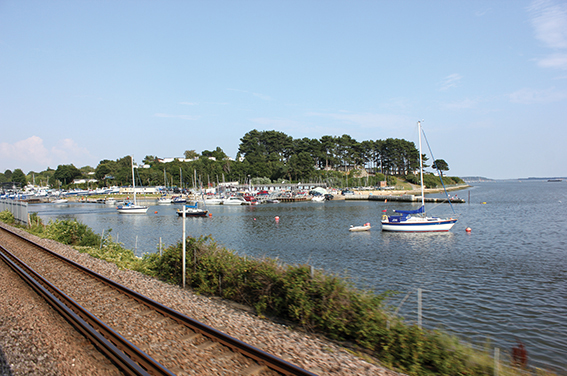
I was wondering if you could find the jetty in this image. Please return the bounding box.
[346,194,465,203]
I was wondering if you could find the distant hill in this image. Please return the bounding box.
[521,177,567,181]
[461,176,494,183]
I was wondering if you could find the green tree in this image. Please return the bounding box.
[432,159,449,176]
[11,169,27,186]
[289,152,315,181]
[143,155,159,165]
[184,150,199,160]
[53,164,83,185]
[4,170,13,181]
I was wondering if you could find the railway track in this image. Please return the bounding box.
[0,225,318,376]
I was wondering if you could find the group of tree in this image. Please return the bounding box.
[3,129,458,190]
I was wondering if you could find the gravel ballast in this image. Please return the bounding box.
[0,223,402,376]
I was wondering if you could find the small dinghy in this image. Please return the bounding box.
[349,222,371,232]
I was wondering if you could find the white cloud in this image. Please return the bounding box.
[0,136,92,172]
[440,74,463,91]
[52,139,91,162]
[529,0,567,69]
[475,8,492,17]
[536,53,567,69]
[509,87,567,103]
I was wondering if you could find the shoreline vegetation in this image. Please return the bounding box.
[0,210,553,376]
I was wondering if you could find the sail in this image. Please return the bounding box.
[393,206,425,215]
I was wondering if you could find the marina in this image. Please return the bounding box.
[20,180,567,373]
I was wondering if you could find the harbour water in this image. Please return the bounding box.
[32,181,567,372]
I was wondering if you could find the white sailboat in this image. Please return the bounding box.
[381,121,457,232]
[117,156,149,214]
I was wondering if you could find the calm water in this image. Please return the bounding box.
[33,181,567,372]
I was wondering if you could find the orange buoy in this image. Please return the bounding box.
[154,211,158,214]
[208,213,212,217]
[465,227,472,233]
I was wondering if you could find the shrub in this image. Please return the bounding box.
[140,236,493,375]
[43,219,100,247]
[0,210,15,224]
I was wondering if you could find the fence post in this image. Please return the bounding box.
[100,229,105,249]
[494,347,500,376]
[417,288,422,329]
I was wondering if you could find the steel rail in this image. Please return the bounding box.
[0,225,318,376]
[0,245,172,376]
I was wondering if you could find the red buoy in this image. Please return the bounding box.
[466,227,471,233]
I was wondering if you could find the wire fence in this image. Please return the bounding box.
[392,287,564,375]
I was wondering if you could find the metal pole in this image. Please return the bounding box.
[494,347,500,376]
[182,207,186,288]
[159,237,162,256]
[417,288,422,329]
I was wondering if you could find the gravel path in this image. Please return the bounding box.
[0,223,403,376]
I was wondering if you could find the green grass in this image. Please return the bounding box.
[1,211,556,376]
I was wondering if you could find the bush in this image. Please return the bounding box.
[0,210,15,224]
[2,216,501,376]
[140,236,493,375]
[42,219,101,247]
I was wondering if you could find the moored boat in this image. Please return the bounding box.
[158,196,173,204]
[223,196,247,205]
[176,203,209,217]
[381,121,457,232]
[117,156,148,214]
[349,222,371,232]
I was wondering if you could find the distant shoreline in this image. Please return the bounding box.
[349,184,470,198]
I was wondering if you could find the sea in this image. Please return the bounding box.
[31,180,567,373]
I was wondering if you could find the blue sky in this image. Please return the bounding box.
[1,0,566,180]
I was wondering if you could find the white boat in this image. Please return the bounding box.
[381,121,457,232]
[117,156,149,214]
[51,198,68,204]
[349,223,371,232]
[311,195,325,202]
[222,196,247,205]
[204,197,223,205]
[172,196,187,204]
[157,196,172,204]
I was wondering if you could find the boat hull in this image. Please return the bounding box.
[117,205,149,214]
[223,198,247,205]
[381,218,457,232]
[176,209,209,217]
[349,225,371,232]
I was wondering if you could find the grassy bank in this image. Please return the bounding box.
[0,211,550,376]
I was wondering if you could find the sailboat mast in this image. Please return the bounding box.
[131,155,137,205]
[418,121,425,212]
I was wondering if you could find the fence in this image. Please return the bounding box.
[393,287,563,375]
[0,199,28,225]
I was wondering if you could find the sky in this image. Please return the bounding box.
[1,0,566,180]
